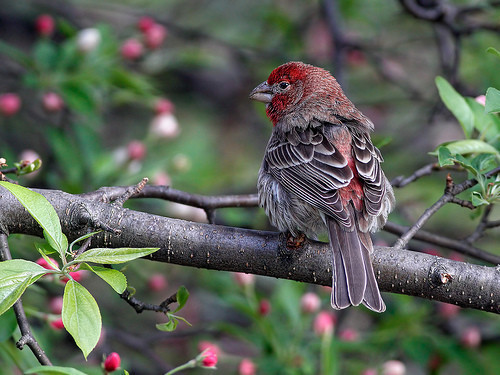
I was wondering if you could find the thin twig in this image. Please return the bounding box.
[113,177,149,206]
[383,221,500,264]
[0,233,53,366]
[391,163,439,187]
[120,290,178,314]
[465,205,493,244]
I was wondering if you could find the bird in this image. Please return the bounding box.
[249,61,395,312]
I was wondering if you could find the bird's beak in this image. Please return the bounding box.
[249,81,273,103]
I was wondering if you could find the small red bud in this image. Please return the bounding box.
[148,274,167,292]
[36,257,58,270]
[127,140,146,161]
[49,296,64,315]
[35,14,55,36]
[258,299,271,316]
[154,98,175,115]
[201,350,217,368]
[238,358,257,375]
[121,38,143,60]
[0,93,21,116]
[144,24,167,49]
[137,16,155,33]
[198,341,221,357]
[338,328,359,342]
[461,326,481,348]
[300,292,321,313]
[104,352,121,372]
[313,311,336,336]
[50,317,65,330]
[42,92,64,112]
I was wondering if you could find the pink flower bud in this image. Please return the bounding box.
[338,328,359,342]
[197,341,221,357]
[104,352,121,372]
[233,272,255,287]
[121,38,143,60]
[36,257,59,270]
[313,311,335,336]
[382,360,406,375]
[461,326,481,348]
[127,140,146,161]
[437,302,460,319]
[42,92,64,112]
[19,149,41,164]
[362,369,377,375]
[35,14,55,36]
[50,317,65,330]
[238,358,256,375]
[155,98,175,114]
[144,23,167,49]
[137,16,155,33]
[49,296,64,315]
[0,93,21,116]
[152,171,171,186]
[475,95,486,106]
[201,350,217,368]
[149,113,180,139]
[300,292,321,313]
[148,274,167,292]
[258,299,271,316]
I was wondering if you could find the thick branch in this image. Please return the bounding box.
[1,187,499,313]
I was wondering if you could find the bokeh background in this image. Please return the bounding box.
[1,0,499,374]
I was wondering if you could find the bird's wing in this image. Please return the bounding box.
[265,124,354,228]
[350,131,388,219]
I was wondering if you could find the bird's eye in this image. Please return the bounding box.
[278,81,290,90]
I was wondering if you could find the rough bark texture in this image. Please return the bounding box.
[0,186,499,313]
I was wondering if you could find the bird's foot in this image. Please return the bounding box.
[286,232,306,249]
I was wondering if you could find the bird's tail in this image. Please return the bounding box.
[326,211,385,313]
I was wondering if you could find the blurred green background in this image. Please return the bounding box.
[1,0,500,374]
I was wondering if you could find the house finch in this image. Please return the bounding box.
[250,62,394,312]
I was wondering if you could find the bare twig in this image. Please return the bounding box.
[383,221,500,264]
[112,177,149,206]
[391,163,440,188]
[120,289,177,314]
[0,233,53,366]
[394,167,500,250]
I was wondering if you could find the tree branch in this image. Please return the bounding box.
[1,186,499,314]
[0,233,53,366]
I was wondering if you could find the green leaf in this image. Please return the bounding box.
[25,365,89,375]
[0,182,67,259]
[68,231,101,254]
[485,87,500,114]
[432,140,499,157]
[174,286,189,313]
[80,263,127,293]
[471,192,489,206]
[437,146,454,167]
[62,280,101,359]
[0,260,47,315]
[156,318,178,332]
[74,247,159,265]
[465,97,500,142]
[486,47,500,58]
[435,76,474,138]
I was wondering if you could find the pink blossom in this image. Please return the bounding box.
[201,350,217,368]
[137,17,155,33]
[300,292,321,313]
[233,272,255,287]
[238,358,257,375]
[155,98,175,114]
[148,274,167,292]
[0,93,21,116]
[475,95,486,106]
[313,311,336,336]
[121,38,143,60]
[144,23,167,49]
[49,296,64,315]
[42,92,64,112]
[382,360,406,375]
[338,328,359,342]
[36,257,59,270]
[258,299,271,316]
[198,341,221,357]
[127,140,146,160]
[50,317,64,330]
[461,326,481,348]
[35,14,54,36]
